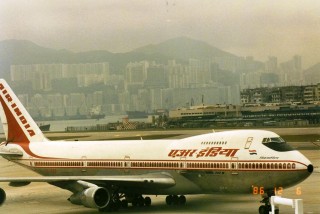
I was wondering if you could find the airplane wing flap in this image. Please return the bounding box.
[0,172,176,189]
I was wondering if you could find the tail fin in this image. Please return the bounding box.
[0,79,48,142]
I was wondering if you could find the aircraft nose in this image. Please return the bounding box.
[307,164,313,173]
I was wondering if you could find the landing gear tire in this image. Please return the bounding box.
[258,190,279,214]
[258,205,268,214]
[172,195,179,205]
[178,195,186,205]
[166,195,173,205]
[166,195,186,206]
[131,195,151,207]
[145,196,152,206]
[137,196,145,207]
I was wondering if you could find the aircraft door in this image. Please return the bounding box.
[177,157,187,173]
[124,155,131,173]
[231,157,238,175]
[81,156,87,173]
[244,137,253,149]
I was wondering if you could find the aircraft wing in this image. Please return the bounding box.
[0,172,176,189]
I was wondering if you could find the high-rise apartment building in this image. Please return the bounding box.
[144,65,167,88]
[279,55,303,86]
[10,62,110,90]
[166,61,189,88]
[265,56,278,73]
[125,61,149,91]
[188,59,211,87]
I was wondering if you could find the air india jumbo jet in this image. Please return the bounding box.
[0,79,313,213]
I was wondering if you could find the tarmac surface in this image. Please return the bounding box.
[0,127,319,214]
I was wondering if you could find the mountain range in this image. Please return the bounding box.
[133,37,235,59]
[0,37,238,79]
[0,37,318,81]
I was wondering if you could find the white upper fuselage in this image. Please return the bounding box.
[1,130,313,195]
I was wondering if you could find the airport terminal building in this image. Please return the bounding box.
[168,103,320,128]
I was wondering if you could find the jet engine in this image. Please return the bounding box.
[68,186,110,209]
[0,188,6,206]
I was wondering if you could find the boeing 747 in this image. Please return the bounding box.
[0,79,313,213]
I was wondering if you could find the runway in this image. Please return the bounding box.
[0,128,319,214]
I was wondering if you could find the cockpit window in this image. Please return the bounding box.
[262,137,294,152]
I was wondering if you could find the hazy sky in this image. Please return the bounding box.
[0,0,319,68]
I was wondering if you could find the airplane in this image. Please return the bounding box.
[0,79,313,213]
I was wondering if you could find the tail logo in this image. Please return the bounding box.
[0,83,35,137]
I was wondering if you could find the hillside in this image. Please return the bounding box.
[0,37,243,79]
[133,36,235,60]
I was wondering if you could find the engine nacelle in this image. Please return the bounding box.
[68,186,110,209]
[0,188,6,206]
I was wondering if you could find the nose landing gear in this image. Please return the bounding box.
[258,191,279,214]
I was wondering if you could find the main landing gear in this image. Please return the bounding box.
[165,195,187,205]
[99,194,152,212]
[99,193,187,212]
[131,195,152,207]
[258,191,279,214]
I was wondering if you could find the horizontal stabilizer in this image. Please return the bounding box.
[0,147,23,157]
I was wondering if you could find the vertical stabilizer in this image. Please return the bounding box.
[0,79,48,142]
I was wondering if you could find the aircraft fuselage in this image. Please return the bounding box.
[2,130,313,195]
